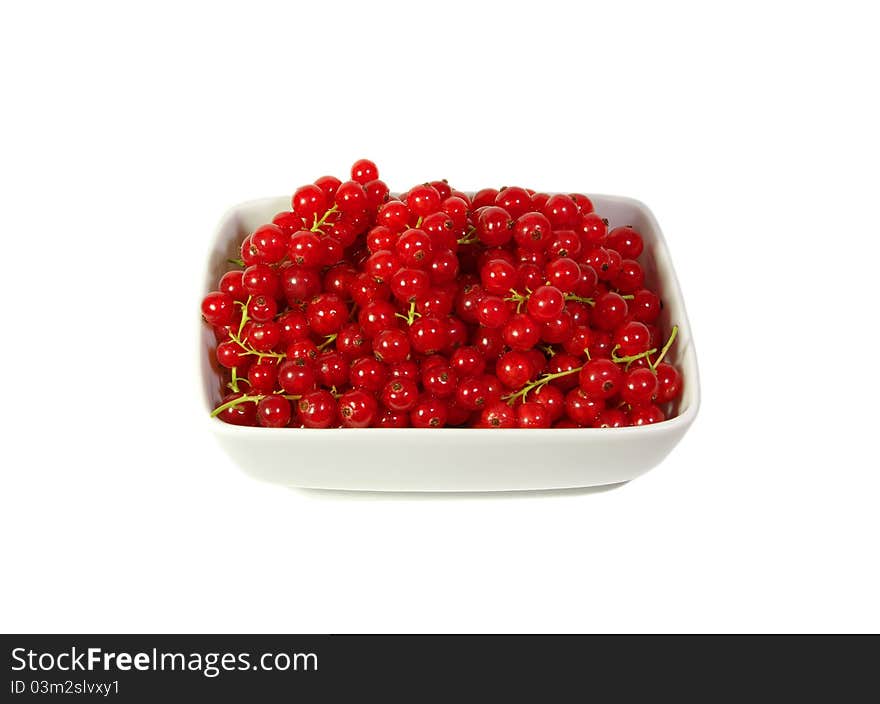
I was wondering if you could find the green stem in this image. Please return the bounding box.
[651,325,679,370]
[564,293,595,306]
[227,257,245,268]
[457,226,478,245]
[317,334,337,351]
[394,300,421,326]
[611,345,658,369]
[503,366,584,406]
[211,392,301,418]
[311,204,339,233]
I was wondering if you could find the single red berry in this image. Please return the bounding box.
[513,212,553,251]
[334,180,368,213]
[396,228,433,267]
[351,158,379,184]
[476,206,514,247]
[243,264,279,297]
[276,309,310,345]
[654,363,682,403]
[614,259,645,294]
[272,210,306,234]
[373,328,410,363]
[338,389,378,428]
[542,194,579,228]
[380,378,419,412]
[476,295,512,328]
[565,388,604,426]
[450,346,485,377]
[592,292,629,331]
[365,250,401,283]
[621,367,659,406]
[247,360,278,393]
[314,175,342,202]
[630,404,665,425]
[306,293,347,336]
[570,193,594,214]
[529,383,566,422]
[377,200,410,231]
[316,350,349,387]
[593,408,630,428]
[408,317,449,355]
[251,224,288,264]
[480,401,516,428]
[540,310,574,344]
[545,258,581,293]
[502,313,541,351]
[473,326,504,361]
[516,401,551,428]
[245,322,281,352]
[410,397,449,428]
[547,230,583,261]
[606,226,644,259]
[407,183,442,216]
[277,360,316,395]
[291,184,327,222]
[421,363,458,398]
[390,267,430,302]
[247,295,277,323]
[579,358,624,400]
[298,390,337,428]
[219,271,247,301]
[494,186,532,219]
[456,375,490,411]
[614,321,652,357]
[576,212,607,248]
[358,300,398,338]
[496,350,535,389]
[216,340,248,369]
[349,356,389,393]
[201,291,234,326]
[257,395,291,428]
[336,324,369,359]
[481,258,516,295]
[631,289,662,324]
[526,285,565,322]
[280,265,321,304]
[471,188,499,209]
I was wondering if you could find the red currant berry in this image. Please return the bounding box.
[614,321,652,357]
[247,295,277,323]
[243,264,279,297]
[579,358,623,400]
[396,228,433,267]
[251,224,288,264]
[476,206,514,247]
[365,250,401,284]
[280,265,321,304]
[276,309,310,345]
[390,267,430,303]
[247,360,278,393]
[334,180,367,213]
[530,383,565,421]
[297,389,337,428]
[456,375,490,411]
[545,258,580,293]
[606,226,644,259]
[471,188,499,209]
[316,350,349,387]
[277,360,316,395]
[481,258,516,295]
[216,340,248,369]
[565,388,604,426]
[592,292,629,331]
[411,397,449,428]
[576,212,607,248]
[407,183,442,216]
[614,259,645,294]
[306,293,347,336]
[541,310,574,344]
[201,291,234,326]
[373,328,410,363]
[480,401,516,428]
[358,300,398,338]
[502,313,541,351]
[257,395,291,428]
[350,272,391,307]
[526,285,565,322]
[272,211,306,234]
[219,271,247,302]
[630,404,665,425]
[476,295,511,328]
[513,212,553,251]
[421,363,457,398]
[291,184,327,222]
[496,350,535,389]
[654,363,682,403]
[349,356,389,393]
[450,346,485,377]
[516,401,551,428]
[314,175,341,202]
[542,194,578,228]
[338,389,378,428]
[380,378,419,412]
[494,186,532,219]
[350,158,378,184]
[245,322,281,352]
[593,408,630,428]
[377,200,410,231]
[631,289,661,324]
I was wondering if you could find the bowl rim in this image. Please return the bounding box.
[198,192,701,437]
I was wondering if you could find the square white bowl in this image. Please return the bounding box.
[199,194,700,492]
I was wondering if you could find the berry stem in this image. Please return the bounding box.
[650,325,679,370]
[311,205,339,233]
[227,367,241,393]
[227,257,245,268]
[210,393,301,418]
[564,293,595,306]
[611,345,658,369]
[457,226,478,246]
[317,334,337,351]
[227,296,286,361]
[394,300,421,326]
[503,365,584,406]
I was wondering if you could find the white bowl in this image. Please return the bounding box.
[199,194,700,491]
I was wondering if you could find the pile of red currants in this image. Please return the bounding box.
[201,160,683,428]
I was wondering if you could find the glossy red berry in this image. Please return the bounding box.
[298,390,337,428]
[480,401,516,428]
[351,158,379,184]
[338,389,378,428]
[526,285,565,322]
[306,293,347,336]
[579,358,624,400]
[516,402,551,428]
[201,291,234,326]
[257,396,291,428]
[513,212,553,251]
[621,367,659,406]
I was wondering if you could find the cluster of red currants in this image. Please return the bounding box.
[201,159,683,428]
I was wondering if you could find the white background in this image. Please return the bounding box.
[1,1,878,633]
